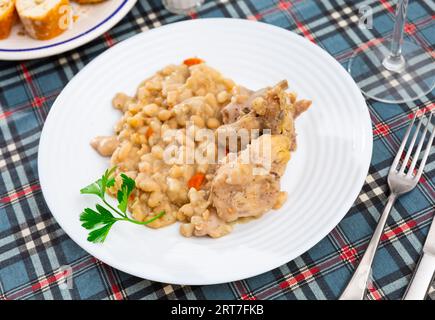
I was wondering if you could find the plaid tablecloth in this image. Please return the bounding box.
[0,0,434,300]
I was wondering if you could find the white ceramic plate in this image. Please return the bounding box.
[38,18,372,285]
[0,0,136,60]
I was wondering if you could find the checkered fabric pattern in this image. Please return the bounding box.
[0,0,434,300]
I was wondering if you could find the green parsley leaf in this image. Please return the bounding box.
[95,204,116,221]
[117,174,135,213]
[81,167,116,199]
[87,222,116,243]
[106,177,115,188]
[80,205,117,230]
[121,173,135,194]
[80,208,103,229]
[80,182,102,198]
[101,167,116,196]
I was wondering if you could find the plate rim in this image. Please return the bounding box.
[38,18,373,285]
[0,0,137,61]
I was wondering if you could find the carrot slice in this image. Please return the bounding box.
[188,173,205,190]
[183,58,204,67]
[146,127,153,138]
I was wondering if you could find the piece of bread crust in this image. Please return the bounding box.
[16,0,72,40]
[0,0,16,39]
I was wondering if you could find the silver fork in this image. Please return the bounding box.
[340,111,434,300]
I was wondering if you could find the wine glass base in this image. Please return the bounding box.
[348,40,434,104]
[163,0,203,15]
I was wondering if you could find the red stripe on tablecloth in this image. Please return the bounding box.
[0,111,13,120]
[339,245,358,263]
[111,283,123,300]
[331,228,350,248]
[31,269,71,291]
[293,18,316,43]
[368,286,383,300]
[334,38,385,62]
[1,185,41,204]
[381,220,417,241]
[379,0,395,14]
[277,0,291,11]
[31,96,46,108]
[104,32,114,47]
[356,38,384,53]
[373,123,391,137]
[20,63,47,121]
[233,280,256,300]
[247,13,261,20]
[419,166,435,189]
[408,103,434,119]
[404,23,417,34]
[279,267,320,289]
[102,265,124,300]
[241,294,257,300]
[110,285,123,300]
[21,63,33,84]
[278,1,316,43]
[247,7,275,21]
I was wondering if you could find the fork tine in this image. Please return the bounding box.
[399,114,424,174]
[415,116,434,180]
[408,112,433,176]
[391,114,416,172]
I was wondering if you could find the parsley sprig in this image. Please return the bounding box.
[80,167,165,243]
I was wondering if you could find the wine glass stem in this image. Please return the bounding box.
[383,0,409,72]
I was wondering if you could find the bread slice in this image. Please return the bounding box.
[16,0,72,40]
[73,0,105,3]
[0,0,16,39]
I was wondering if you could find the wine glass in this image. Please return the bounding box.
[163,0,204,15]
[348,0,434,104]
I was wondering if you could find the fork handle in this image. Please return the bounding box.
[403,253,435,300]
[339,194,397,300]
